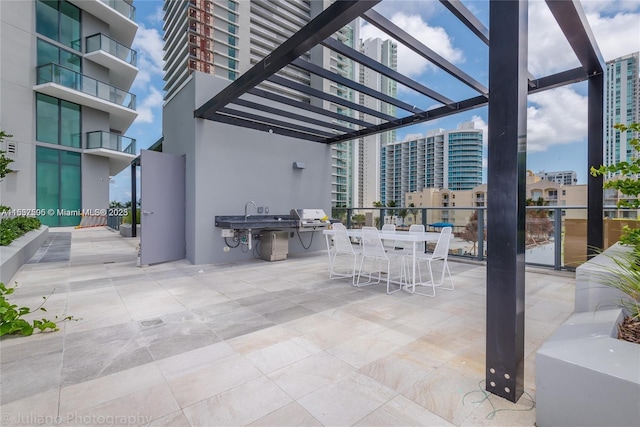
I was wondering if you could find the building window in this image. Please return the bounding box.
[36,94,81,148]
[37,39,81,72]
[36,146,81,227]
[36,0,81,51]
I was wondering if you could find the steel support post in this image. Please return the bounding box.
[486,0,528,403]
[587,72,604,256]
[131,162,137,238]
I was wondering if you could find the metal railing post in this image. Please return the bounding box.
[554,207,562,269]
[346,208,352,229]
[477,208,485,261]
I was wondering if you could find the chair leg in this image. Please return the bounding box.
[387,258,402,294]
[413,258,436,297]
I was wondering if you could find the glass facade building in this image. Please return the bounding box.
[0,0,138,226]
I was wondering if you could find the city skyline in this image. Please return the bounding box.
[110,0,640,203]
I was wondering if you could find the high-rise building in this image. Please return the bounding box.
[382,122,483,206]
[604,52,639,168]
[356,38,397,208]
[162,1,400,209]
[0,0,138,226]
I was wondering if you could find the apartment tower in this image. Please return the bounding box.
[605,52,639,168]
[381,122,483,206]
[0,0,139,226]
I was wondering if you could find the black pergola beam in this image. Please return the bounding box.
[323,66,587,145]
[363,9,488,95]
[439,0,489,45]
[248,87,374,129]
[219,107,337,138]
[322,37,455,106]
[194,0,380,118]
[268,74,397,122]
[324,95,488,144]
[207,113,326,143]
[587,72,605,254]
[528,66,588,94]
[545,0,605,74]
[485,0,528,404]
[232,98,354,134]
[291,58,421,114]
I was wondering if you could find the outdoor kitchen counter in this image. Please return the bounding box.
[214,215,298,230]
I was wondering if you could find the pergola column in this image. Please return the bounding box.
[587,72,604,255]
[486,0,528,403]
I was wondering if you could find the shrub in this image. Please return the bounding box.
[0,216,42,246]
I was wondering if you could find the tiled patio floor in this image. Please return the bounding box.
[0,228,576,426]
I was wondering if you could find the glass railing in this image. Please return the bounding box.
[37,63,136,110]
[86,131,136,154]
[86,33,137,66]
[333,206,633,271]
[100,0,136,20]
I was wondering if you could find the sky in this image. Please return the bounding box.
[110,0,640,203]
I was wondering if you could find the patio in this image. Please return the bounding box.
[0,227,575,426]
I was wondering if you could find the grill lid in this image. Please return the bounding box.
[290,209,330,228]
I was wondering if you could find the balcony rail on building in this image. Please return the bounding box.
[86,131,136,154]
[100,0,136,20]
[86,33,137,67]
[37,63,136,110]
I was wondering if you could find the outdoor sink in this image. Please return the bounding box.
[215,215,297,230]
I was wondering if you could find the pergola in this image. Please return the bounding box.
[193,0,605,402]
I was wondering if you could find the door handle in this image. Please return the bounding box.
[143,210,154,215]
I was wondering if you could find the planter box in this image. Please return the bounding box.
[0,226,49,284]
[119,223,140,238]
[536,309,640,427]
[537,243,640,426]
[575,243,631,313]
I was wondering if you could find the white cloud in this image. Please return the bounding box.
[528,1,640,76]
[360,12,464,78]
[469,115,488,147]
[132,24,164,89]
[134,86,163,124]
[526,87,588,152]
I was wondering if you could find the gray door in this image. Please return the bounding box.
[140,150,185,265]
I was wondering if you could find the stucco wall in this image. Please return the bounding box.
[163,73,332,264]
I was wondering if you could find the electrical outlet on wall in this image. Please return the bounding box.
[257,206,264,213]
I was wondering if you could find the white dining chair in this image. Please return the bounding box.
[381,223,397,251]
[356,227,403,294]
[328,223,360,285]
[397,224,425,254]
[409,226,454,297]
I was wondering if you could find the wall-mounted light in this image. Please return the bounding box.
[292,161,306,170]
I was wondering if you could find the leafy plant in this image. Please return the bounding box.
[0,282,76,336]
[0,129,15,181]
[595,251,640,322]
[0,217,41,246]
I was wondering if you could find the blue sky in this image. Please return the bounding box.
[110,0,640,202]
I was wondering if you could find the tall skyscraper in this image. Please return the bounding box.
[0,0,139,226]
[381,122,483,206]
[605,52,639,168]
[357,38,397,208]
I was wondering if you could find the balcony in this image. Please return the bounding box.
[85,33,138,89]
[35,63,137,133]
[85,131,136,175]
[67,0,137,45]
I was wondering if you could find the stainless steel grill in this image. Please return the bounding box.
[290,209,330,231]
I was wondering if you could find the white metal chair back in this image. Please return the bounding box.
[332,223,354,254]
[409,224,425,233]
[381,224,396,251]
[361,227,387,259]
[432,227,452,259]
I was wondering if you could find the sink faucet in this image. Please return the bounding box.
[244,201,257,221]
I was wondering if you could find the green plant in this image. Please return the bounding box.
[591,122,640,248]
[595,251,640,322]
[0,129,15,180]
[0,217,41,246]
[122,208,141,225]
[0,282,76,336]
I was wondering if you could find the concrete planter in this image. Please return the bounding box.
[0,226,49,284]
[536,244,640,427]
[119,223,140,238]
